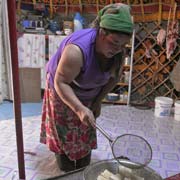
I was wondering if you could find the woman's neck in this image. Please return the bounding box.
[95,52,114,72]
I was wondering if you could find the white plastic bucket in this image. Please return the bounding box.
[174,100,180,121]
[154,96,173,117]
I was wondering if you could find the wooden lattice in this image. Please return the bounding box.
[17,1,180,103]
[130,21,180,104]
[19,1,180,18]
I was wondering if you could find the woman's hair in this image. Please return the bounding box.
[89,16,100,28]
[102,28,132,36]
[90,22,131,37]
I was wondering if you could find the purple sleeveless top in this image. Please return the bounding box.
[46,28,111,101]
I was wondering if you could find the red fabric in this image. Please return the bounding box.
[40,77,97,161]
[165,174,180,180]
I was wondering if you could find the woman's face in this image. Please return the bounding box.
[100,31,131,58]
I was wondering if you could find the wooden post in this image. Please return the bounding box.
[140,0,145,22]
[158,0,162,25]
[7,1,26,179]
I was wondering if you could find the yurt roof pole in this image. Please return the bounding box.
[7,1,26,179]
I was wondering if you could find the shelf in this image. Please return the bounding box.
[116,82,128,86]
[102,99,127,105]
[123,65,130,68]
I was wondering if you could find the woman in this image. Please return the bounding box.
[40,3,133,172]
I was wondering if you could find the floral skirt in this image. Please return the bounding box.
[40,78,97,161]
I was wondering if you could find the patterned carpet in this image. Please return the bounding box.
[0,105,180,180]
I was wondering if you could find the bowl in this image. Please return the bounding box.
[106,93,119,101]
[83,159,163,180]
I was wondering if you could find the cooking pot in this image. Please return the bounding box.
[83,159,163,180]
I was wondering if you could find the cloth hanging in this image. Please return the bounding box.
[0,1,3,103]
[48,35,67,60]
[0,0,13,103]
[17,34,46,88]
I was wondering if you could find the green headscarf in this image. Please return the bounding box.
[99,3,133,34]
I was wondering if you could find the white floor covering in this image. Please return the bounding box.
[0,105,180,180]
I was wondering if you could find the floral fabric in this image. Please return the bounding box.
[165,173,180,180]
[0,0,12,103]
[40,76,97,160]
[17,34,46,88]
[48,35,66,60]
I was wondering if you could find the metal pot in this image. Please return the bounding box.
[83,159,163,180]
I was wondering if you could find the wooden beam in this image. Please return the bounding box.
[7,0,26,179]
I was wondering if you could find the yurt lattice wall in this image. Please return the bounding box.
[18,1,180,104]
[130,21,180,104]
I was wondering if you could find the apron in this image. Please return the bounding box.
[40,75,97,160]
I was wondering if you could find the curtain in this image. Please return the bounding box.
[0,0,13,103]
[17,34,66,90]
[17,34,46,89]
[0,0,3,103]
[48,35,66,60]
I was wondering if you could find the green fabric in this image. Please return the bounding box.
[98,3,133,34]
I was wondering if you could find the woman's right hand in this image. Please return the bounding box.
[76,106,96,127]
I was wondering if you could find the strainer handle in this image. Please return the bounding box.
[95,122,113,143]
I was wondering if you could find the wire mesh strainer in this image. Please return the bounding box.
[95,123,152,169]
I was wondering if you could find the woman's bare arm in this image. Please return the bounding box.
[54,44,95,126]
